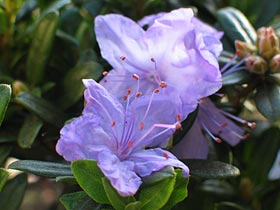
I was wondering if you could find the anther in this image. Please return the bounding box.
[151,58,155,62]
[128,141,133,147]
[215,138,222,143]
[199,98,206,104]
[135,92,142,97]
[104,79,108,83]
[139,122,144,131]
[132,74,139,80]
[154,88,160,93]
[120,56,126,61]
[176,114,182,121]
[243,121,257,129]
[127,89,132,95]
[102,71,108,76]
[111,121,116,127]
[159,81,167,88]
[163,152,169,159]
[175,123,182,130]
[243,133,250,139]
[222,122,228,127]
[123,95,128,101]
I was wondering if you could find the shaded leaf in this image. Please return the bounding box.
[183,159,240,178]
[60,191,102,210]
[222,71,251,86]
[15,92,66,127]
[0,145,13,165]
[17,114,43,148]
[0,84,11,126]
[142,166,175,185]
[71,160,110,204]
[199,180,236,197]
[102,178,135,210]
[0,173,27,210]
[124,201,143,210]
[56,176,77,184]
[254,82,280,120]
[215,201,248,210]
[8,160,72,178]
[0,168,9,191]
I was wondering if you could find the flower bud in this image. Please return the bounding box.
[270,54,280,73]
[256,27,280,60]
[245,55,268,75]
[12,80,29,96]
[235,40,256,58]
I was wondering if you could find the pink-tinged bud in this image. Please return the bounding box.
[12,80,29,96]
[270,54,280,73]
[245,55,268,75]
[235,40,256,58]
[256,27,280,60]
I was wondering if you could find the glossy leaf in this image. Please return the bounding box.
[60,61,103,109]
[71,160,110,204]
[0,84,11,126]
[15,92,65,127]
[102,178,135,210]
[142,166,175,185]
[17,114,43,148]
[8,160,72,178]
[60,191,102,210]
[0,145,13,165]
[0,168,9,192]
[56,176,77,184]
[254,82,280,120]
[222,71,251,86]
[255,0,280,28]
[199,180,236,197]
[183,159,240,178]
[26,12,59,85]
[138,173,176,210]
[0,173,27,210]
[161,170,189,210]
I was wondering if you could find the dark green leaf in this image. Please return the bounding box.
[199,180,236,197]
[17,114,43,148]
[0,145,13,165]
[0,84,11,126]
[60,191,102,210]
[15,92,66,127]
[183,159,240,178]
[124,201,143,210]
[26,12,59,85]
[71,160,110,204]
[161,170,189,210]
[0,132,17,143]
[0,168,9,191]
[138,173,176,210]
[222,71,251,86]
[56,176,77,184]
[254,82,280,120]
[215,201,248,210]
[255,0,280,28]
[60,61,103,109]
[102,178,135,210]
[0,173,27,210]
[8,160,72,178]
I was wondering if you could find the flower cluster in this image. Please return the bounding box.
[56,8,226,196]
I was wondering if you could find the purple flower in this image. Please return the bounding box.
[95,8,222,118]
[56,79,189,196]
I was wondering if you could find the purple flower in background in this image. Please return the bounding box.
[95,8,223,118]
[172,98,256,159]
[56,79,189,196]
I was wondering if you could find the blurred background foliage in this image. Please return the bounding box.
[0,0,280,209]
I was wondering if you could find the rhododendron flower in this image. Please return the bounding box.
[172,98,255,159]
[56,79,189,196]
[95,8,222,118]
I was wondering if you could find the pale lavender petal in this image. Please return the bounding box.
[171,118,209,159]
[97,150,142,196]
[138,12,165,27]
[130,148,189,177]
[56,115,113,161]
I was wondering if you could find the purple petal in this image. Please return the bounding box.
[56,115,113,161]
[97,150,142,196]
[129,148,189,177]
[171,118,209,159]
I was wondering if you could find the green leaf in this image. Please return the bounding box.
[138,173,176,210]
[17,114,43,148]
[8,160,72,178]
[125,201,143,210]
[0,84,12,126]
[0,145,13,165]
[60,61,103,109]
[26,12,59,85]
[215,201,248,210]
[0,131,17,143]
[71,160,110,204]
[183,159,240,178]
[199,180,236,198]
[161,170,189,210]
[102,178,135,210]
[60,191,102,210]
[56,176,77,184]
[254,82,280,120]
[0,173,27,210]
[15,92,66,127]
[255,0,280,28]
[222,71,251,86]
[0,168,9,192]
[217,7,255,45]
[142,166,175,185]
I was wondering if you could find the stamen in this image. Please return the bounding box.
[132,73,141,93]
[102,71,108,76]
[111,121,116,127]
[128,141,133,147]
[243,133,250,139]
[154,89,160,93]
[200,121,222,143]
[215,93,225,97]
[120,56,126,61]
[199,98,207,104]
[221,110,256,129]
[127,89,132,95]
[159,81,167,88]
[132,74,139,80]
[135,92,142,97]
[151,58,155,62]
[139,122,144,131]
[163,152,169,159]
[175,123,182,130]
[243,121,257,129]
[176,114,182,122]
[123,95,128,101]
